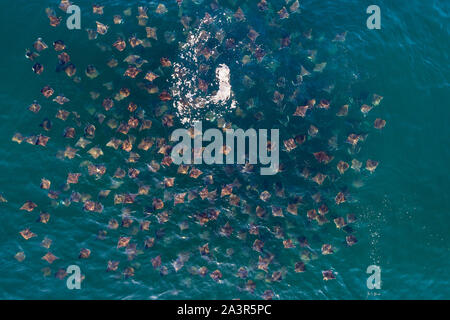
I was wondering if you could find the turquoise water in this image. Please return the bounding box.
[0,0,448,300]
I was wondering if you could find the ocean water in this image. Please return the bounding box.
[0,0,448,300]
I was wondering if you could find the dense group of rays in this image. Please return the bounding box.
[8,0,386,299]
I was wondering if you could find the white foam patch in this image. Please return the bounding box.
[171,15,236,125]
[211,64,232,103]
